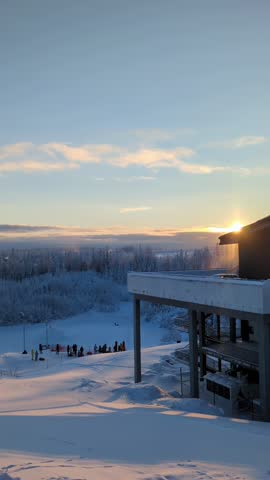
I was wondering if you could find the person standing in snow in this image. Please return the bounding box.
[39,343,43,354]
[94,344,98,354]
[67,344,70,356]
[56,343,60,355]
[31,348,35,361]
[35,350,39,361]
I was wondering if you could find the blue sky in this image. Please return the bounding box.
[0,0,270,243]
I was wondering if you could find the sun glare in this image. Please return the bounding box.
[207,222,243,234]
[229,222,243,233]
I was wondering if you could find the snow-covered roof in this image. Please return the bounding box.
[128,271,270,315]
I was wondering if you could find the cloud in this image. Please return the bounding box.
[119,206,152,214]
[0,142,32,159]
[113,175,156,182]
[0,161,78,173]
[205,136,267,149]
[0,223,233,249]
[1,141,270,177]
[111,147,195,169]
[131,128,195,143]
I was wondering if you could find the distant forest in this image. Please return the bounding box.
[0,245,235,325]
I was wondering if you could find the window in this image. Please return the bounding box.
[206,379,230,399]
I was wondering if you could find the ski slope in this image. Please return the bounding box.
[0,307,270,479]
[0,302,171,355]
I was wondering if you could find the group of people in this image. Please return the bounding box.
[31,339,127,362]
[66,344,84,357]
[93,340,126,354]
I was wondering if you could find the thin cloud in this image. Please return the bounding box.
[113,176,156,182]
[205,136,267,149]
[131,128,195,143]
[119,206,152,214]
[0,161,78,173]
[1,141,270,176]
[0,142,32,159]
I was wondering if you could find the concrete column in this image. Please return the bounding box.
[259,319,270,421]
[216,314,221,339]
[241,320,249,342]
[199,312,207,379]
[229,317,236,342]
[189,309,199,398]
[133,297,141,383]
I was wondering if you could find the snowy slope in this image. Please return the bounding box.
[0,302,170,355]
[0,345,270,479]
[0,307,270,479]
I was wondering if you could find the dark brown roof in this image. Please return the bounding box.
[219,215,270,245]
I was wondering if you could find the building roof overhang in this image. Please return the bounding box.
[219,214,270,245]
[128,271,270,318]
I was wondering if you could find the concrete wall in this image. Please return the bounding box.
[128,273,270,315]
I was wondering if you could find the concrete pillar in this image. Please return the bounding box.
[133,297,141,383]
[229,317,236,342]
[216,314,221,339]
[259,319,270,421]
[241,320,249,342]
[189,309,199,398]
[199,312,207,379]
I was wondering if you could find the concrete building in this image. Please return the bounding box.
[128,216,270,421]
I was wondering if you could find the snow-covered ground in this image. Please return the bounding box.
[0,307,270,479]
[0,302,171,355]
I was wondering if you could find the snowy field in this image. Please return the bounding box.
[0,306,270,479]
[0,302,171,355]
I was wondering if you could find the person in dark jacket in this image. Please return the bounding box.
[56,343,60,355]
[113,341,118,352]
[79,346,84,356]
[35,350,39,361]
[39,343,43,354]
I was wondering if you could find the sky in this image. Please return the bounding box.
[0,0,270,246]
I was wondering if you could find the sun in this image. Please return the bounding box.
[229,222,243,233]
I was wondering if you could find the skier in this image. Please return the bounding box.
[39,343,43,354]
[113,341,118,352]
[122,341,126,352]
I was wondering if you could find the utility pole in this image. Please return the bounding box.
[20,312,27,354]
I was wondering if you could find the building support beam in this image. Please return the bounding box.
[216,314,221,339]
[133,297,141,383]
[229,317,236,343]
[189,309,199,398]
[259,319,270,421]
[241,320,249,342]
[199,312,207,379]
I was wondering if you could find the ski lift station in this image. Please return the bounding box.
[128,215,270,421]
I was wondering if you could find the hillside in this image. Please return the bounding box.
[0,308,270,479]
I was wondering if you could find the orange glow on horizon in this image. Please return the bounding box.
[207,222,243,234]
